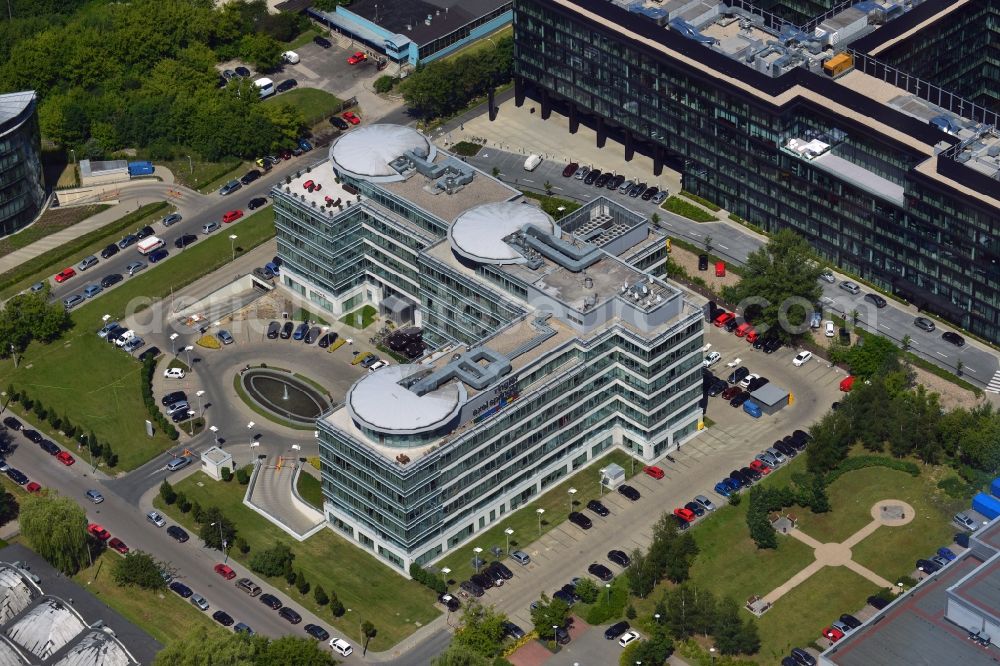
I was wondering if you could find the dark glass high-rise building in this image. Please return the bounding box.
[0,91,45,237]
[511,0,1000,344]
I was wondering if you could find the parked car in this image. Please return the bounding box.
[101,243,120,259]
[304,326,322,344]
[54,267,77,283]
[459,580,484,597]
[219,180,242,196]
[276,79,298,93]
[605,621,630,640]
[279,607,302,624]
[714,481,732,497]
[146,511,166,527]
[916,558,940,573]
[330,116,349,130]
[101,273,124,288]
[608,550,630,567]
[587,499,610,517]
[487,560,513,580]
[213,610,235,627]
[673,507,696,523]
[643,465,665,479]
[864,293,887,308]
[822,626,845,642]
[162,213,182,227]
[347,50,366,64]
[148,248,168,263]
[727,367,750,384]
[305,624,329,640]
[63,294,85,309]
[56,451,75,466]
[703,351,721,367]
[164,367,185,379]
[937,546,957,561]
[684,501,706,517]
[619,630,641,648]
[248,197,268,210]
[174,234,198,249]
[87,523,111,541]
[259,593,282,610]
[329,638,353,656]
[109,537,129,554]
[170,581,193,598]
[502,621,525,640]
[839,614,862,630]
[588,563,614,581]
[510,550,531,566]
[839,281,860,295]
[713,312,735,327]
[217,330,234,345]
[562,162,579,177]
[694,495,716,511]
[126,261,146,276]
[867,595,890,610]
[281,321,294,339]
[942,331,965,347]
[793,350,813,366]
[240,169,261,185]
[913,316,936,332]
[617,484,640,501]
[222,209,243,223]
[342,111,361,125]
[118,234,138,249]
[568,512,592,529]
[190,594,210,611]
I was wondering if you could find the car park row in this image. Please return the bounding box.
[560,161,669,204]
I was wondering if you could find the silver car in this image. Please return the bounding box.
[190,594,209,611]
[510,550,530,566]
[694,495,716,511]
[126,261,146,276]
[77,255,98,271]
[63,294,85,309]
[766,447,787,465]
[756,451,780,468]
[219,179,242,196]
[839,281,861,295]
[162,213,182,227]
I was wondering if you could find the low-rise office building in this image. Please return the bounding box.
[0,91,45,238]
[273,124,704,571]
[511,0,1000,345]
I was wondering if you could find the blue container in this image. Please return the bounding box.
[973,492,1000,520]
[990,477,1000,499]
[743,400,762,418]
[128,161,154,176]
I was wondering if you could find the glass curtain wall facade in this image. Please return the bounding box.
[512,0,1000,343]
[0,92,45,237]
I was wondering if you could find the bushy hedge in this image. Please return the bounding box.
[824,456,919,485]
[408,563,447,594]
[140,358,179,440]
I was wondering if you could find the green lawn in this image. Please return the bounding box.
[434,449,643,579]
[0,202,169,299]
[266,88,344,127]
[0,209,277,471]
[154,472,440,650]
[291,306,331,326]
[442,25,512,61]
[73,552,224,646]
[754,566,875,661]
[339,305,377,329]
[0,204,111,258]
[662,196,717,222]
[296,472,323,510]
[152,155,244,192]
[285,27,321,50]
[522,192,581,221]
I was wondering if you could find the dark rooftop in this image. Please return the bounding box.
[0,543,162,665]
[347,0,510,46]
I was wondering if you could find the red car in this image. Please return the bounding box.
[54,267,76,283]
[303,180,315,190]
[562,162,579,177]
[214,563,237,580]
[721,386,742,400]
[25,482,41,494]
[56,451,75,466]
[342,111,360,125]
[643,466,665,480]
[673,508,696,523]
[347,51,367,65]
[222,210,243,224]
[109,537,129,555]
[749,460,772,475]
[279,148,292,160]
[713,312,734,327]
[840,375,855,392]
[734,322,753,338]
[87,523,111,541]
[822,626,845,642]
[746,329,759,343]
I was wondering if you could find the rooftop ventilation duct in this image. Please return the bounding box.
[408,347,512,396]
[520,225,602,272]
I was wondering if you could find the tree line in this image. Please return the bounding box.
[0,0,309,161]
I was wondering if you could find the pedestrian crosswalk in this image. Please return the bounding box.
[987,370,1000,394]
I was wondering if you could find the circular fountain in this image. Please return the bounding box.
[240,368,331,424]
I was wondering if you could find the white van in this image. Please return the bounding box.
[282,51,300,64]
[136,236,165,255]
[523,154,542,171]
[254,77,274,99]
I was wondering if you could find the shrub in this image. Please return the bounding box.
[236,466,251,484]
[235,537,250,554]
[250,543,295,577]
[285,566,297,584]
[824,456,919,485]
[679,190,721,211]
[451,141,483,157]
[221,467,233,482]
[373,75,394,93]
[196,335,221,349]
[190,501,203,522]
[295,570,310,594]
[330,591,345,617]
[159,480,176,505]
[409,563,447,595]
[48,413,62,431]
[938,476,972,499]
[314,585,329,605]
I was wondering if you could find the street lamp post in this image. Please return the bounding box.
[599,470,604,497]
[504,528,514,555]
[710,647,716,666]
[209,425,219,446]
[440,567,451,587]
[186,410,195,436]
[70,148,76,164]
[211,521,228,563]
[196,390,205,417]
[536,508,545,535]
[229,234,238,262]
[169,332,179,358]
[183,345,193,369]
[654,613,661,624]
[473,546,483,573]
[552,626,558,642]
[247,421,255,448]
[186,154,193,174]
[605,582,611,603]
[568,487,577,515]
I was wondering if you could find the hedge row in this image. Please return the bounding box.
[824,455,919,485]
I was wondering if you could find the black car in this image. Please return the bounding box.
[167,525,189,542]
[553,588,576,605]
[471,573,493,590]
[684,501,705,517]
[6,468,27,485]
[318,332,338,348]
[724,317,741,332]
[729,470,750,487]
[630,183,647,198]
[752,334,767,350]
[588,563,614,581]
[763,337,783,353]
[104,325,125,342]
[438,593,461,612]
[773,441,796,458]
[248,197,267,210]
[916,558,940,573]
[707,378,727,396]
[609,174,625,190]
[137,346,161,363]
[641,186,659,200]
[595,172,612,188]
[503,621,526,640]
[839,614,862,630]
[118,234,138,249]
[101,243,119,259]
[161,391,187,406]
[171,409,193,423]
[174,234,198,249]
[281,321,294,339]
[746,376,769,392]
[267,321,281,339]
[22,429,42,444]
[240,170,261,185]
[790,647,817,666]
[867,595,890,610]
[260,593,282,610]
[942,331,965,347]
[101,273,124,288]
[213,610,235,627]
[727,367,750,384]
[604,621,630,640]
[459,580,484,597]
[617,484,640,501]
[741,466,761,481]
[136,225,155,239]
[234,66,251,78]
[672,514,690,530]
[169,581,193,598]
[568,511,592,530]
[584,169,601,185]
[330,116,350,130]
[864,293,887,308]
[488,560,513,580]
[3,417,22,431]
[587,499,609,517]
[698,254,709,270]
[279,607,302,624]
[39,439,60,455]
[304,624,329,640]
[608,550,631,567]
[276,79,298,93]
[304,326,321,344]
[314,35,332,48]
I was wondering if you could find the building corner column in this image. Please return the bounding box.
[514,76,525,107]
[596,117,607,149]
[569,103,579,134]
[653,146,664,176]
[540,89,551,120]
[624,130,634,161]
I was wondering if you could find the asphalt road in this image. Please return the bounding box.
[466,147,1000,391]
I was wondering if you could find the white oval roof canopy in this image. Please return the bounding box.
[330,124,432,180]
[347,364,465,436]
[449,202,556,264]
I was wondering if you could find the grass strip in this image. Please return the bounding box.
[0,204,111,258]
[662,196,716,222]
[679,190,722,211]
[296,472,323,510]
[521,191,581,221]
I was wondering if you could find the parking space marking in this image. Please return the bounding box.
[936,351,949,358]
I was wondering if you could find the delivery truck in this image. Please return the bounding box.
[137,236,165,255]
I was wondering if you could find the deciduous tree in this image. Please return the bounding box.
[452,601,508,658]
[20,494,88,575]
[113,550,166,590]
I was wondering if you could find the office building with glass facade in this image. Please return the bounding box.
[511,0,1000,344]
[272,124,704,571]
[0,91,45,238]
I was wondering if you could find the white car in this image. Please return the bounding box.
[367,360,388,373]
[146,511,166,527]
[792,351,813,366]
[163,367,185,379]
[619,630,641,647]
[114,329,135,347]
[739,373,759,390]
[329,638,353,656]
[825,321,835,338]
[703,351,722,368]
